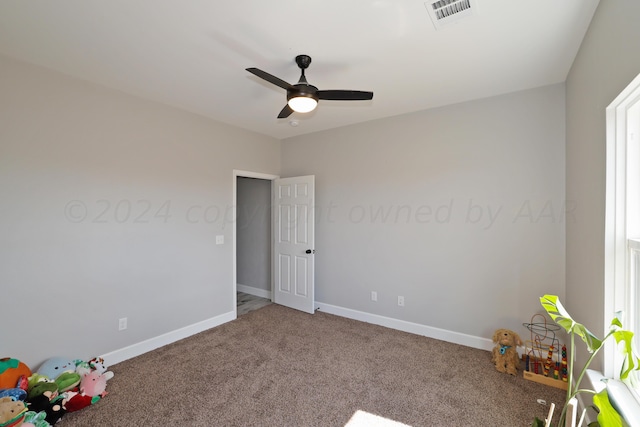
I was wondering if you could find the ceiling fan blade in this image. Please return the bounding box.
[277,104,294,119]
[317,90,374,101]
[246,67,292,90]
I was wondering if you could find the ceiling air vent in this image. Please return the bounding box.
[424,0,476,29]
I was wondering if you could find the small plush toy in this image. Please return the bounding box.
[73,360,91,377]
[0,388,26,402]
[0,397,27,427]
[43,396,66,425]
[79,370,113,398]
[16,376,28,392]
[62,358,113,413]
[0,358,32,390]
[26,393,54,414]
[491,328,523,376]
[21,410,49,427]
[88,357,107,374]
[26,374,52,391]
[74,357,107,376]
[65,391,102,413]
[36,358,76,381]
[27,381,58,402]
[54,372,81,393]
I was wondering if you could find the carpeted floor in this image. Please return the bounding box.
[59,304,566,426]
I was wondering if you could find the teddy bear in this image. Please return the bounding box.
[491,328,523,375]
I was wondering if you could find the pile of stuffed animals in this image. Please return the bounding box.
[0,356,113,426]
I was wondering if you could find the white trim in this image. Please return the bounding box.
[604,71,640,378]
[316,302,495,352]
[608,377,640,427]
[601,72,640,425]
[232,170,279,318]
[577,370,640,427]
[233,170,280,181]
[237,283,272,300]
[100,310,236,366]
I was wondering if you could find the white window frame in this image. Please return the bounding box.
[630,238,640,353]
[604,71,640,412]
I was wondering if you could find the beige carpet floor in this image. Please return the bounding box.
[59,304,566,426]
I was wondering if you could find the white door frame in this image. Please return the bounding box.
[232,170,279,318]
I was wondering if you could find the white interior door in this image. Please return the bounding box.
[273,175,315,314]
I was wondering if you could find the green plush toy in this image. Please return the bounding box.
[27,374,51,390]
[54,372,80,393]
[27,381,58,401]
[21,410,50,427]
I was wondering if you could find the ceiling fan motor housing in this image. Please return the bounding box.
[287,84,319,102]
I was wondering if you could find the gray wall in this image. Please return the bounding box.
[0,54,280,368]
[565,0,640,369]
[236,177,271,292]
[282,84,566,340]
[10,8,621,366]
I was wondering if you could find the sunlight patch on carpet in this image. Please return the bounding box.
[345,410,412,427]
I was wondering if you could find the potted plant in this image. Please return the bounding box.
[531,295,640,427]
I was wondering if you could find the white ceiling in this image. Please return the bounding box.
[0,1,599,140]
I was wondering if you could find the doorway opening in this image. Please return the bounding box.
[233,170,278,317]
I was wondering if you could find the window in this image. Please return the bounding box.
[631,238,640,354]
[604,72,640,407]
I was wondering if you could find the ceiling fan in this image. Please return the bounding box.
[246,55,374,119]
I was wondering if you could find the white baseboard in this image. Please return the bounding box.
[101,302,494,369]
[100,310,236,367]
[237,283,272,300]
[316,302,494,352]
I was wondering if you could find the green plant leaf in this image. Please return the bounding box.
[540,295,573,329]
[530,417,546,427]
[593,389,624,427]
[610,315,623,329]
[575,323,604,352]
[612,329,640,379]
[540,295,603,352]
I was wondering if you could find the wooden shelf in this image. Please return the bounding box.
[523,370,568,390]
[521,354,568,390]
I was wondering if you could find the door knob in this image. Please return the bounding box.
[305,249,315,254]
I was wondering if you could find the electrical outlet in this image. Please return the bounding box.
[216,235,224,245]
[371,291,377,302]
[398,296,405,306]
[118,317,128,331]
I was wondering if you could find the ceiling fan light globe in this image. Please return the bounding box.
[288,96,318,113]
